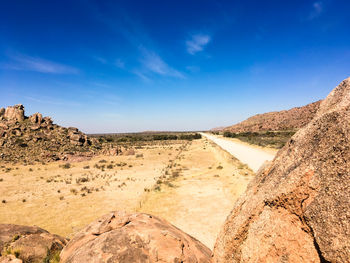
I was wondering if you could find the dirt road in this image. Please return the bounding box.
[201,133,276,172]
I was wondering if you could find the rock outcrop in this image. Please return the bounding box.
[60,211,212,263]
[2,105,25,123]
[0,108,5,118]
[28,112,42,125]
[0,105,96,163]
[220,100,322,133]
[213,78,350,262]
[0,224,67,263]
[67,127,89,146]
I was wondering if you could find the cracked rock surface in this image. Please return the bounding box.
[0,224,67,263]
[213,77,350,263]
[60,211,212,263]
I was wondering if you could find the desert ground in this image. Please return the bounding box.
[0,137,254,249]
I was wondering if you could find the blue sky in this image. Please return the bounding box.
[1,0,350,133]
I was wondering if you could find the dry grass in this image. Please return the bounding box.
[0,138,255,249]
[0,140,185,238]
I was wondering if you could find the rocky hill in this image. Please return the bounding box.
[0,104,97,163]
[221,100,322,133]
[214,77,350,262]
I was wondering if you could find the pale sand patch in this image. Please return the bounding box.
[138,139,254,249]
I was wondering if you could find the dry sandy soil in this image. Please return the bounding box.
[138,138,255,248]
[0,138,254,249]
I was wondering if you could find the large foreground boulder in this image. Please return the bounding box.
[213,77,350,263]
[60,211,212,263]
[0,224,67,263]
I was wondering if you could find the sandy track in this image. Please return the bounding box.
[201,133,276,172]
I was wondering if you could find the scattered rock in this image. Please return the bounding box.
[60,211,212,263]
[213,77,350,262]
[0,224,67,263]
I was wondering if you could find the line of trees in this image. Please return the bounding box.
[98,133,202,143]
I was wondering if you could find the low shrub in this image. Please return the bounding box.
[60,163,71,169]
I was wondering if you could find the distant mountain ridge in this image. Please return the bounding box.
[219,100,322,133]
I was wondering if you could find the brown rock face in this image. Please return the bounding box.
[213,78,350,263]
[67,127,87,146]
[0,224,67,263]
[222,100,322,132]
[28,113,42,124]
[60,211,212,263]
[3,105,25,122]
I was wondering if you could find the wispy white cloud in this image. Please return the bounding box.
[115,58,125,69]
[98,94,121,106]
[24,96,81,106]
[186,34,211,55]
[131,70,151,82]
[88,5,183,81]
[2,54,79,74]
[92,82,112,89]
[139,47,185,79]
[186,65,200,73]
[308,1,323,20]
[93,56,107,64]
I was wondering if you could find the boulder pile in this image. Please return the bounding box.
[0,104,95,163]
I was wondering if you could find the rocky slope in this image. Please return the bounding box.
[213,77,350,262]
[0,105,98,163]
[221,100,322,132]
